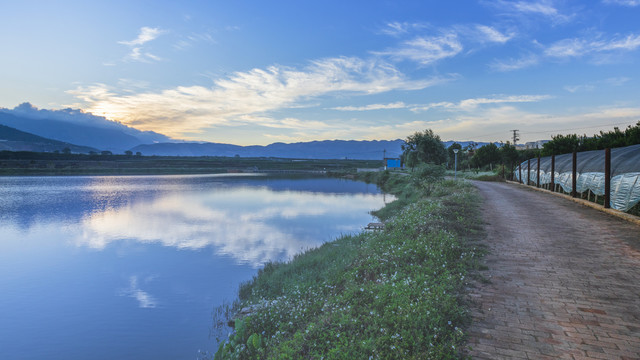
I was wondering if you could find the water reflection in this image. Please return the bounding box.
[120,275,158,309]
[77,187,387,267]
[0,175,390,359]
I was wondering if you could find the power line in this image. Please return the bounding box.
[524,121,637,135]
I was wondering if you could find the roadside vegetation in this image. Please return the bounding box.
[212,129,485,359]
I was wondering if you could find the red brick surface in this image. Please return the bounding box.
[466,181,640,360]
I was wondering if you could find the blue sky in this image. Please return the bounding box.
[1,0,640,145]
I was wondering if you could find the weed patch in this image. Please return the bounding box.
[212,174,483,359]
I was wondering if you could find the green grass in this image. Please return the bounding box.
[211,172,484,359]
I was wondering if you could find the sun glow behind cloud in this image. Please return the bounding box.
[68,57,450,141]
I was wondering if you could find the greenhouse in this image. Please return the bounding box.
[514,144,640,212]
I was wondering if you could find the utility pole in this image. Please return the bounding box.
[510,129,520,145]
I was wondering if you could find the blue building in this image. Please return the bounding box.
[384,158,402,169]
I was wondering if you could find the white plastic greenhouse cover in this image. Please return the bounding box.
[514,144,640,212]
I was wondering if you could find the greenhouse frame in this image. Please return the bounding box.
[514,144,640,212]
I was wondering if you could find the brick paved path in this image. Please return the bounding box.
[466,181,640,360]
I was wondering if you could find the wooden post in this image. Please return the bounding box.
[604,148,611,209]
[536,156,541,188]
[571,151,577,198]
[527,159,531,186]
[518,164,522,184]
[550,155,555,193]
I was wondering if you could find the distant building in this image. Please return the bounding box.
[522,140,550,150]
[384,158,402,169]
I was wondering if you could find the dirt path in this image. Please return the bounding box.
[465,181,640,360]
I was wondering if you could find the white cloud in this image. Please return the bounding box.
[118,27,165,46]
[475,25,515,44]
[69,57,448,138]
[545,33,640,58]
[602,0,640,6]
[564,84,596,93]
[118,27,166,63]
[375,33,463,65]
[487,0,574,23]
[490,54,540,71]
[379,22,429,36]
[332,102,407,111]
[493,33,640,71]
[564,77,630,93]
[411,94,551,112]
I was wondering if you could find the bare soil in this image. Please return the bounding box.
[465,181,640,360]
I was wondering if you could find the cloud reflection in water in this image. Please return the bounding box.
[77,186,389,267]
[120,275,158,309]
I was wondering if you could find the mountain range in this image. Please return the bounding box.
[0,124,98,153]
[0,103,170,153]
[0,103,489,159]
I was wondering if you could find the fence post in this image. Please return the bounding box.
[571,151,577,198]
[527,159,530,186]
[536,156,541,188]
[604,148,611,209]
[518,164,522,184]
[550,154,555,193]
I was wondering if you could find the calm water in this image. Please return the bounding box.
[0,174,389,360]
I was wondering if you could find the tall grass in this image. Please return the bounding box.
[212,170,483,359]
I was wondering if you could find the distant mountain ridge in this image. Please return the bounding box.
[131,140,405,160]
[0,124,98,153]
[0,103,170,152]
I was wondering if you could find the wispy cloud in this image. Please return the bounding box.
[486,0,574,23]
[492,32,640,71]
[375,32,463,65]
[119,27,164,46]
[490,54,540,71]
[69,57,447,138]
[332,101,407,111]
[545,33,640,58]
[474,25,515,44]
[379,22,429,36]
[173,32,216,51]
[564,76,630,92]
[411,94,551,112]
[602,0,640,6]
[118,26,166,63]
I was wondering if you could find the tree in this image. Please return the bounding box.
[401,129,448,170]
[125,150,133,156]
[470,143,501,169]
[499,142,519,168]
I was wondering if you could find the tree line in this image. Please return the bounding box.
[401,121,640,174]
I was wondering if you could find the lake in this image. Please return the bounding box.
[0,174,389,359]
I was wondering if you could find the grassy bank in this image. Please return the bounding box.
[213,169,484,359]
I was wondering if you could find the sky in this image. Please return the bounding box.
[1,0,640,146]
